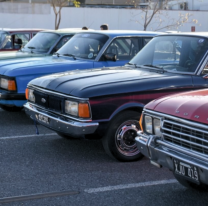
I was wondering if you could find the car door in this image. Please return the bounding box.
[94,37,145,68]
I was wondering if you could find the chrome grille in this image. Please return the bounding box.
[162,118,208,155]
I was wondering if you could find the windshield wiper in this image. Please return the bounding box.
[27,46,36,49]
[55,52,60,57]
[126,63,142,68]
[27,46,36,53]
[143,64,164,70]
[62,53,76,60]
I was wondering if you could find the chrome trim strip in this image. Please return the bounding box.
[163,119,208,135]
[156,139,208,162]
[143,109,208,130]
[162,126,208,144]
[28,85,89,101]
[28,102,92,122]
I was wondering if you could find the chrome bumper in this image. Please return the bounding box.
[24,102,99,137]
[136,131,208,185]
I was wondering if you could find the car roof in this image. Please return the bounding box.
[157,32,208,38]
[73,30,163,37]
[39,29,89,35]
[0,28,44,32]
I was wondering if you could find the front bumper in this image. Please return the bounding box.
[136,131,208,185]
[0,92,25,100]
[24,102,99,137]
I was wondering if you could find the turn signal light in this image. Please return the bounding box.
[78,103,90,118]
[8,80,16,91]
[139,114,143,132]
[25,88,29,100]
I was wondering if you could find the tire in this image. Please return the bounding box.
[174,174,208,192]
[56,132,75,139]
[102,110,143,162]
[0,105,23,112]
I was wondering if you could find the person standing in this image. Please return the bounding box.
[100,24,108,30]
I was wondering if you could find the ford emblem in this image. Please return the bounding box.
[41,98,46,103]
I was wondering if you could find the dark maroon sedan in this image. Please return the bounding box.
[0,28,43,52]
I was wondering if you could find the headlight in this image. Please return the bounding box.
[25,88,35,102]
[144,115,152,134]
[0,78,16,91]
[65,100,90,118]
[28,89,35,102]
[153,118,162,136]
[65,100,78,116]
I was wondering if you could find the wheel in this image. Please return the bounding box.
[174,174,208,191]
[0,105,23,112]
[102,110,143,162]
[56,132,75,139]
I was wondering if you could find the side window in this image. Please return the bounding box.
[143,37,152,46]
[55,35,72,51]
[13,33,30,49]
[32,33,37,37]
[105,37,139,60]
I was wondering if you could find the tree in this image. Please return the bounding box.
[127,0,199,31]
[48,0,80,30]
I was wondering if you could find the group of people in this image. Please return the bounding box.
[82,24,108,30]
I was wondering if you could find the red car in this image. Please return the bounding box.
[0,28,43,52]
[136,89,208,191]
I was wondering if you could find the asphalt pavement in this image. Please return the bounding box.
[0,108,208,206]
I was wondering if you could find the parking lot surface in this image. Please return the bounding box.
[0,108,208,206]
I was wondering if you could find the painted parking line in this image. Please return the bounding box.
[0,133,57,140]
[84,179,178,193]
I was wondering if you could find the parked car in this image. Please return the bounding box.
[0,28,43,52]
[23,32,208,162]
[0,29,79,60]
[0,30,158,112]
[135,89,208,191]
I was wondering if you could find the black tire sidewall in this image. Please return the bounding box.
[102,110,143,162]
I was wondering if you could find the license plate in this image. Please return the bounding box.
[173,159,199,183]
[36,114,50,124]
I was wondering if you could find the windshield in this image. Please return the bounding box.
[22,32,60,53]
[0,31,12,49]
[130,35,208,73]
[57,33,109,60]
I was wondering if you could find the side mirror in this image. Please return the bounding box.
[104,53,117,61]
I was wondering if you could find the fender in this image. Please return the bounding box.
[96,102,145,123]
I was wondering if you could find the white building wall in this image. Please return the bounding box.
[0,3,207,32]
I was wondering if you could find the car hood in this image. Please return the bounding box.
[146,89,208,125]
[29,66,192,98]
[0,56,93,76]
[0,51,46,60]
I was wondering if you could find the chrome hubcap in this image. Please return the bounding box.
[115,121,140,156]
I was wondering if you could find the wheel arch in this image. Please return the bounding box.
[109,102,144,122]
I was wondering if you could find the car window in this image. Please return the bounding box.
[130,36,208,74]
[55,35,73,51]
[143,37,152,46]
[105,37,140,60]
[57,33,109,60]
[22,32,60,54]
[13,33,30,49]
